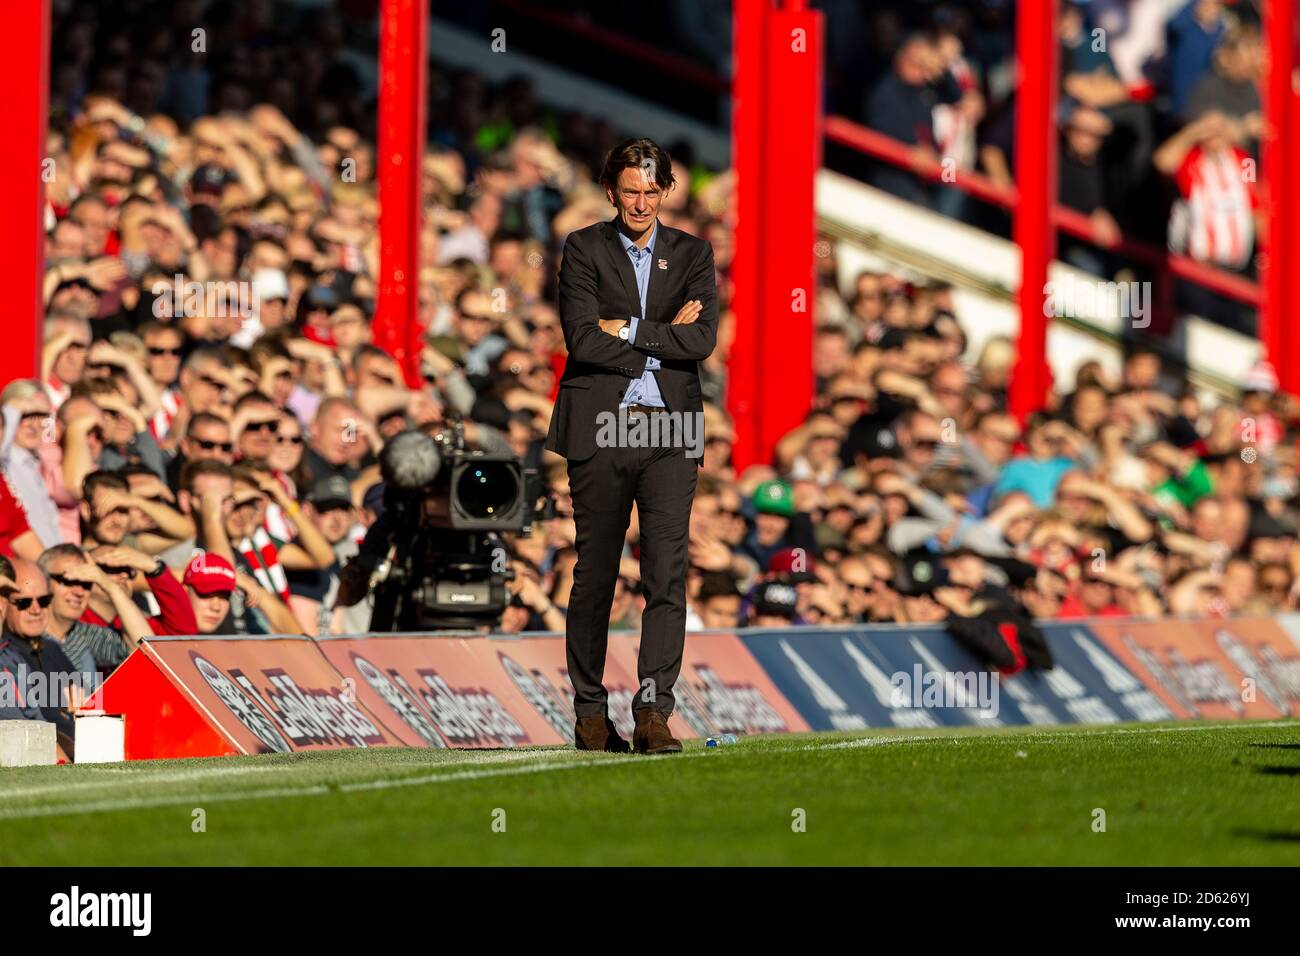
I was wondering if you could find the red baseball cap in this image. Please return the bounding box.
[183,552,237,596]
[767,547,816,582]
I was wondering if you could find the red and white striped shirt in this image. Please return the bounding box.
[149,387,182,443]
[1169,145,1258,271]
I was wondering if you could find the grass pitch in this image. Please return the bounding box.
[2,720,1298,866]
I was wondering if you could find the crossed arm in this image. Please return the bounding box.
[558,234,718,374]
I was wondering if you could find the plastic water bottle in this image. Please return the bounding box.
[705,733,739,747]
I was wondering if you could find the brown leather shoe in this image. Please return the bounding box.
[574,715,630,753]
[632,709,683,754]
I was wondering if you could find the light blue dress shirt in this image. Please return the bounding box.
[617,223,665,408]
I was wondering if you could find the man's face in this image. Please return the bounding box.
[181,473,233,520]
[312,405,357,464]
[1258,568,1291,605]
[85,485,131,545]
[8,394,53,452]
[182,361,233,414]
[238,402,281,459]
[260,297,287,331]
[1078,575,1116,612]
[260,357,296,405]
[755,512,789,546]
[187,586,231,633]
[1124,354,1160,389]
[307,502,355,544]
[838,560,875,617]
[974,415,1019,467]
[49,221,84,260]
[608,166,665,239]
[70,200,111,257]
[930,366,968,418]
[5,572,51,639]
[184,419,233,463]
[896,39,933,85]
[46,554,91,622]
[144,329,184,387]
[52,324,91,384]
[1192,500,1223,542]
[699,594,740,630]
[227,480,267,540]
[901,415,942,469]
[356,353,401,389]
[944,554,985,589]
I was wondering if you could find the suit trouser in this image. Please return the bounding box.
[565,433,698,719]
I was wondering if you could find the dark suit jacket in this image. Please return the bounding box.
[545,218,718,462]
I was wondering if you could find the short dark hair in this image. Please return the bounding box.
[83,470,128,501]
[187,412,228,436]
[698,572,742,602]
[598,138,675,194]
[180,458,232,493]
[233,390,275,413]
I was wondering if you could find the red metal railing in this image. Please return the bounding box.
[824,114,1262,308]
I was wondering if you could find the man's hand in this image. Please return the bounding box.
[64,561,110,590]
[92,545,156,574]
[598,318,627,337]
[671,300,703,325]
[688,534,734,573]
[235,571,265,609]
[81,257,128,291]
[200,485,231,518]
[93,392,148,434]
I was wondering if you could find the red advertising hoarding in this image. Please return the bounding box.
[1089,617,1300,720]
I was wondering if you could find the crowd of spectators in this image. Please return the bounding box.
[4,0,1300,731]
[852,0,1269,327]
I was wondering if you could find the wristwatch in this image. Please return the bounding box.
[617,323,631,341]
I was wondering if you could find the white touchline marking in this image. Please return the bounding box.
[0,745,579,801]
[0,720,1293,823]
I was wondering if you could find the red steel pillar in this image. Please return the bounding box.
[729,0,822,470]
[1008,0,1059,421]
[1261,0,1298,396]
[0,0,52,384]
[374,0,429,388]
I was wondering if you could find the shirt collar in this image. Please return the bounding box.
[618,220,657,257]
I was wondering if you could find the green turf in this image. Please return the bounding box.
[2,720,1298,865]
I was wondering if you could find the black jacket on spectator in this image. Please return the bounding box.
[945,604,1054,674]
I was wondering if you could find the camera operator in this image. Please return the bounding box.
[334,416,515,618]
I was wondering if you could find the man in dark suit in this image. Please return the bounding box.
[545,138,718,754]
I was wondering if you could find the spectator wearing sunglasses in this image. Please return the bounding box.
[166,412,233,489]
[63,377,168,483]
[41,313,92,412]
[139,322,187,443]
[176,348,235,424]
[0,558,82,753]
[1,379,63,548]
[267,412,308,491]
[38,543,147,683]
[0,556,50,724]
[230,391,282,461]
[80,541,198,638]
[78,471,138,552]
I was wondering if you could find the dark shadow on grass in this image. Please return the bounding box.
[1231,827,1300,843]
[1255,765,1300,777]
[1249,743,1300,751]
